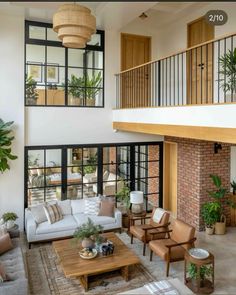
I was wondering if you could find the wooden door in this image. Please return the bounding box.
[163,142,177,217]
[187,17,214,105]
[121,33,151,108]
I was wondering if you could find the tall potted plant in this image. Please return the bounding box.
[218,48,236,101]
[67,74,84,106]
[208,174,227,234]
[201,202,220,235]
[0,119,17,173]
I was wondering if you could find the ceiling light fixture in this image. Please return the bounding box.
[139,12,148,20]
[53,3,96,49]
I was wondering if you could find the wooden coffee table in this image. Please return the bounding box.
[53,232,140,291]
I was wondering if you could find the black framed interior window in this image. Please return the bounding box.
[25,20,105,107]
[25,142,163,211]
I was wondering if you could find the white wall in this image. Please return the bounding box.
[26,29,162,145]
[0,13,25,229]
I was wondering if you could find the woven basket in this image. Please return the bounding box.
[215,214,226,235]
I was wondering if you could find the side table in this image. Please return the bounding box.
[7,224,20,238]
[184,251,214,294]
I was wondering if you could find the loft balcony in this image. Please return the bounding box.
[113,32,236,143]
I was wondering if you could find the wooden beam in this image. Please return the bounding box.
[113,122,236,144]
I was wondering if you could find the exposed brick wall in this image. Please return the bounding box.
[148,145,160,206]
[165,136,231,231]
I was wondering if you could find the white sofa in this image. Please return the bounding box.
[25,198,122,247]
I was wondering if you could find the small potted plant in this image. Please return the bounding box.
[74,218,103,249]
[208,175,227,235]
[188,263,213,288]
[2,212,18,229]
[116,181,130,228]
[67,74,84,106]
[84,72,102,106]
[201,202,220,235]
[26,75,39,105]
[231,180,236,195]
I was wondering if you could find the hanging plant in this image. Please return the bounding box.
[0,119,17,173]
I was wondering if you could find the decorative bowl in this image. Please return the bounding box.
[79,248,97,260]
[189,248,209,259]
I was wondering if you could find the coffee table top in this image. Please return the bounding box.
[53,232,140,278]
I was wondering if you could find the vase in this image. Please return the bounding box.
[6,220,15,229]
[82,238,95,249]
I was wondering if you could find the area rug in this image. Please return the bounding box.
[26,237,156,295]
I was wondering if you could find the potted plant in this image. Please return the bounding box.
[208,174,227,235]
[2,212,18,229]
[84,72,102,106]
[116,181,130,228]
[201,202,220,235]
[231,180,236,195]
[26,75,39,105]
[0,119,18,173]
[74,218,103,249]
[67,74,84,106]
[218,48,236,102]
[187,263,213,288]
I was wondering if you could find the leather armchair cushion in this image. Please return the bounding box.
[171,219,195,250]
[130,225,166,242]
[149,238,185,260]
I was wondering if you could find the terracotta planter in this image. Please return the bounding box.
[81,238,95,249]
[215,215,226,235]
[205,226,214,235]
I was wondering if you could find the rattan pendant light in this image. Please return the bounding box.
[53,3,96,48]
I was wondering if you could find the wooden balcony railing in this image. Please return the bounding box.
[115,32,236,109]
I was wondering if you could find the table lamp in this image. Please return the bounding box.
[130,191,144,214]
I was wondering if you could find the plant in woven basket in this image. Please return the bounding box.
[0,119,17,173]
[115,180,131,211]
[74,218,103,248]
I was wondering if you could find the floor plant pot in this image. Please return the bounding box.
[215,215,226,235]
[6,220,15,229]
[122,213,129,228]
[205,226,214,235]
[82,238,95,249]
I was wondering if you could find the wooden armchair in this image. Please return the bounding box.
[149,219,196,276]
[130,207,170,256]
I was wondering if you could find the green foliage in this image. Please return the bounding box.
[84,165,96,174]
[74,218,103,241]
[218,48,236,94]
[0,119,17,173]
[231,180,236,192]
[67,72,102,99]
[188,263,213,281]
[208,174,227,200]
[26,75,38,104]
[201,202,220,227]
[2,212,18,222]
[116,181,131,210]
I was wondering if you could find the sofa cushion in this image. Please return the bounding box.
[149,238,185,260]
[71,199,85,215]
[0,234,13,255]
[30,203,47,224]
[57,200,72,215]
[36,215,77,235]
[73,213,115,227]
[73,213,89,226]
[98,200,115,217]
[43,203,63,224]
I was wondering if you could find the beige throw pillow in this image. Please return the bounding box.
[30,204,47,224]
[98,200,115,217]
[43,203,63,224]
[0,233,13,255]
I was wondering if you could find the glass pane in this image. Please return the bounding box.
[46,65,64,86]
[117,163,130,180]
[46,149,61,167]
[85,148,97,164]
[28,188,45,206]
[26,82,45,105]
[83,182,96,198]
[85,89,103,107]
[67,167,82,184]
[47,28,60,42]
[46,86,65,105]
[26,44,45,64]
[68,148,83,165]
[87,34,101,46]
[103,147,116,164]
[46,187,60,202]
[117,146,130,163]
[47,46,65,66]
[48,168,62,186]
[29,25,46,40]
[103,165,117,180]
[68,49,85,67]
[83,165,97,177]
[86,69,103,88]
[87,51,103,69]
[28,150,44,168]
[67,185,82,200]
[28,168,45,188]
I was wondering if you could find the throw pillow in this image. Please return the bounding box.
[84,198,100,215]
[30,204,47,224]
[43,203,63,224]
[98,200,115,217]
[58,200,72,215]
[0,233,13,255]
[152,208,165,224]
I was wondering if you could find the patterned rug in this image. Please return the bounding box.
[26,235,156,295]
